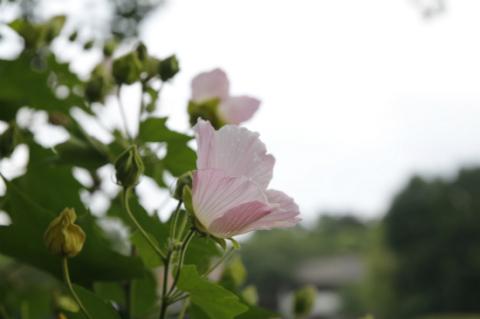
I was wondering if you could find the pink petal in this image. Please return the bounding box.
[193,119,275,189]
[246,190,301,230]
[208,201,272,238]
[192,169,267,229]
[219,95,260,124]
[191,68,230,102]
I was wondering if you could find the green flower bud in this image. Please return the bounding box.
[173,172,193,201]
[187,98,224,129]
[114,145,144,188]
[83,40,94,50]
[112,52,143,85]
[293,285,317,318]
[103,39,117,57]
[68,30,78,42]
[44,208,86,258]
[158,55,180,81]
[143,57,161,81]
[0,122,19,159]
[85,65,111,103]
[136,42,148,61]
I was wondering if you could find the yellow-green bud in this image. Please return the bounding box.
[103,39,117,57]
[44,208,86,257]
[114,145,144,188]
[187,98,224,129]
[293,285,317,318]
[112,52,143,85]
[0,122,19,159]
[44,16,66,43]
[173,172,193,201]
[158,55,180,81]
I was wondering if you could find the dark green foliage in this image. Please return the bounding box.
[384,169,480,318]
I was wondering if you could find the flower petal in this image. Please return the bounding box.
[208,201,272,238]
[219,95,260,124]
[193,119,275,189]
[192,169,267,228]
[191,68,229,102]
[246,190,301,230]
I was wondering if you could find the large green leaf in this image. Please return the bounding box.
[178,266,248,319]
[138,117,192,144]
[164,142,196,177]
[0,142,145,284]
[0,54,85,121]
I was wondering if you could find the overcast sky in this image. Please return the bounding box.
[3,0,480,223]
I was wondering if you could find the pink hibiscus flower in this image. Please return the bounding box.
[191,68,260,125]
[190,119,300,238]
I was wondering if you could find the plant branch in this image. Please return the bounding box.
[122,188,166,260]
[62,258,92,319]
[167,229,196,297]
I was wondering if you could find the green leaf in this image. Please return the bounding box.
[67,285,121,319]
[138,117,192,143]
[178,265,248,319]
[131,272,158,317]
[165,142,196,177]
[185,236,221,274]
[130,230,163,268]
[0,54,85,121]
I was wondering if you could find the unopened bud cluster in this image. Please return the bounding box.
[114,145,144,189]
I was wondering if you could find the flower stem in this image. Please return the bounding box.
[178,298,190,319]
[203,247,235,277]
[122,188,166,260]
[170,200,183,240]
[159,251,172,319]
[61,257,93,319]
[167,229,196,297]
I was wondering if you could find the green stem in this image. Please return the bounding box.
[122,188,166,260]
[167,229,195,297]
[203,247,235,277]
[159,251,172,319]
[170,200,183,240]
[62,258,93,319]
[177,298,190,319]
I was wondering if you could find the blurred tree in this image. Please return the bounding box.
[383,168,480,318]
[241,214,371,308]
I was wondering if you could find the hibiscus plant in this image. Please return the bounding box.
[0,15,300,319]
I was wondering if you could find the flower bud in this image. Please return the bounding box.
[44,208,86,258]
[241,285,259,306]
[293,285,317,318]
[85,65,111,103]
[103,39,117,57]
[0,122,19,159]
[187,99,224,129]
[83,40,94,50]
[173,172,192,201]
[68,30,78,42]
[136,42,148,61]
[114,145,144,188]
[112,52,143,85]
[158,55,180,81]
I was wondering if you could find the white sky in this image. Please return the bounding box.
[3,0,480,223]
[138,0,480,221]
